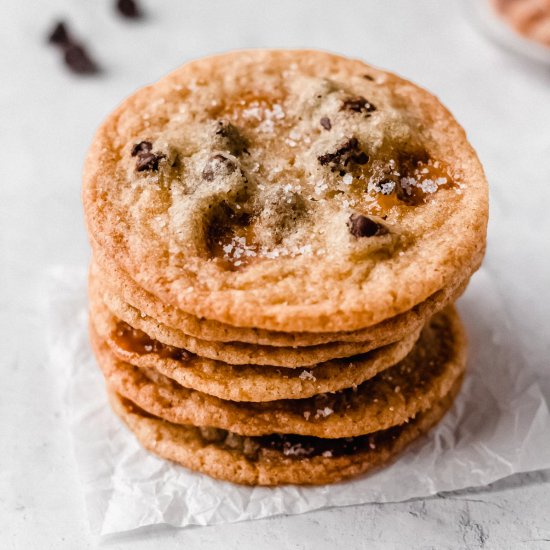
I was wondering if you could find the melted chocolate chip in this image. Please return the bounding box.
[116,0,142,18]
[318,138,369,172]
[258,432,377,458]
[63,44,99,74]
[354,151,369,165]
[363,74,375,81]
[347,213,388,238]
[131,141,153,157]
[136,151,165,171]
[320,117,332,131]
[48,21,70,46]
[341,95,376,114]
[202,154,237,181]
[214,120,249,156]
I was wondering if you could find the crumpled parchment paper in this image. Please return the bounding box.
[46,267,550,536]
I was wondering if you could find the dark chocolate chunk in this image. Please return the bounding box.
[347,213,388,238]
[136,151,165,171]
[48,21,71,46]
[214,120,249,156]
[354,151,369,165]
[116,0,142,18]
[318,137,369,171]
[63,44,99,74]
[131,141,153,157]
[320,117,332,131]
[202,154,237,181]
[363,74,375,81]
[341,95,376,114]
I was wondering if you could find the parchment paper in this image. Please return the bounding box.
[46,267,550,536]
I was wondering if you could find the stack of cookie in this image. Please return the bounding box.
[83,50,488,485]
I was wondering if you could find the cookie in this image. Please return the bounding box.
[91,297,420,401]
[89,273,427,367]
[89,266,472,368]
[83,49,488,333]
[94,307,466,438]
[90,242,477,346]
[108,375,462,486]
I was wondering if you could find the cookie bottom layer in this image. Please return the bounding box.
[107,375,463,486]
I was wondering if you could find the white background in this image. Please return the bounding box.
[1,1,550,548]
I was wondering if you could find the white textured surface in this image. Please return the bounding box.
[1,0,550,548]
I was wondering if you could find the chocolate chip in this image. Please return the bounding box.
[131,141,153,157]
[318,137,369,171]
[354,152,369,165]
[363,74,375,81]
[202,154,237,181]
[214,120,249,156]
[63,44,99,74]
[347,213,388,238]
[48,21,71,46]
[341,95,376,114]
[136,151,165,171]
[320,117,332,131]
[116,0,142,18]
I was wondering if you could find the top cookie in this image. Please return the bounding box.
[83,49,488,332]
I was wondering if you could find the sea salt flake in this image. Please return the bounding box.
[342,174,353,185]
[271,104,285,119]
[322,450,333,458]
[419,179,438,194]
[315,407,334,418]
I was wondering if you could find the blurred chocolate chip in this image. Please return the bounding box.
[202,154,237,181]
[63,44,99,74]
[48,21,70,46]
[131,141,153,157]
[347,213,388,238]
[320,117,332,131]
[318,137,369,171]
[214,120,249,156]
[116,0,142,19]
[363,74,375,81]
[136,151,165,171]
[354,152,369,165]
[341,95,376,114]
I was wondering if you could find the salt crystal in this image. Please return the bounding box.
[342,174,353,185]
[322,450,333,458]
[316,407,334,418]
[299,370,316,381]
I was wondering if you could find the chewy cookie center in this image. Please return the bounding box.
[129,74,461,272]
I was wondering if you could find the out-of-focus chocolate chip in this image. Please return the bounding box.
[48,21,71,46]
[214,120,249,156]
[63,44,99,74]
[202,154,237,181]
[318,137,369,172]
[341,95,376,114]
[320,117,332,131]
[116,0,142,18]
[354,152,369,165]
[131,141,153,157]
[363,74,375,81]
[136,151,165,171]
[347,213,388,238]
